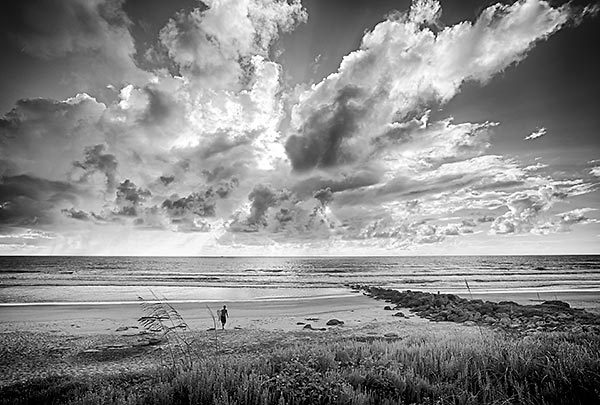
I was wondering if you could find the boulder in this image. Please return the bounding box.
[303,324,325,331]
[326,319,344,326]
[482,315,496,323]
[384,332,398,338]
[541,300,570,309]
[447,313,469,323]
[393,311,406,318]
[383,306,392,310]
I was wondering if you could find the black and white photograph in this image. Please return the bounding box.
[0,0,599,403]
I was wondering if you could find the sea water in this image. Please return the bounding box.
[0,256,599,304]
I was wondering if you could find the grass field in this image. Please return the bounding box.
[2,328,599,405]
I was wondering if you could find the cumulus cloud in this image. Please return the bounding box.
[227,183,337,240]
[490,186,566,234]
[286,0,570,172]
[155,179,239,232]
[524,127,547,140]
[409,0,442,27]
[313,188,333,206]
[348,217,474,247]
[158,0,306,88]
[0,0,597,254]
[113,179,151,216]
[73,145,118,191]
[0,94,106,181]
[231,184,285,231]
[534,208,598,234]
[159,175,175,186]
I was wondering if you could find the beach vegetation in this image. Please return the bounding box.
[2,329,598,404]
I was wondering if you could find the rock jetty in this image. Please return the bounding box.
[349,285,600,335]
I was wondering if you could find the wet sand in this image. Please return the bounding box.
[2,289,599,336]
[0,293,388,335]
[456,290,600,314]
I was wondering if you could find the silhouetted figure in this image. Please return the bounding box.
[220,305,228,329]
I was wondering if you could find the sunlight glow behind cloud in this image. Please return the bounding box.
[0,0,598,255]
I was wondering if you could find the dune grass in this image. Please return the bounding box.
[2,329,599,405]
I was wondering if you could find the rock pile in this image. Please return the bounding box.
[350,285,600,334]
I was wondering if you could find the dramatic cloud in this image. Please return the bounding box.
[0,175,80,226]
[158,0,306,88]
[0,94,106,181]
[73,145,118,191]
[0,0,597,254]
[61,208,91,221]
[534,208,598,234]
[113,179,150,216]
[286,0,570,171]
[524,127,547,140]
[0,0,149,90]
[490,186,566,234]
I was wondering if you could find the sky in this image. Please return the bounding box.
[0,0,599,256]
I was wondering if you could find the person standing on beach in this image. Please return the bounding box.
[220,305,228,329]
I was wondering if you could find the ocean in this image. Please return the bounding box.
[0,256,599,305]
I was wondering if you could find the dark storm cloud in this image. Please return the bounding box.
[0,175,76,201]
[114,179,150,216]
[162,191,217,218]
[0,96,102,153]
[0,0,130,58]
[61,208,90,221]
[228,184,288,232]
[162,179,238,219]
[285,86,367,171]
[247,184,289,226]
[291,170,380,200]
[73,145,118,190]
[0,174,78,225]
[227,183,337,238]
[159,175,175,186]
[0,95,105,186]
[242,186,273,227]
[116,179,151,205]
[313,187,333,206]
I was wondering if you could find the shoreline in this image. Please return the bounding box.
[1,288,599,337]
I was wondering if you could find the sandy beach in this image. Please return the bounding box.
[0,293,388,335]
[1,287,599,389]
[0,291,480,388]
[2,288,599,336]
